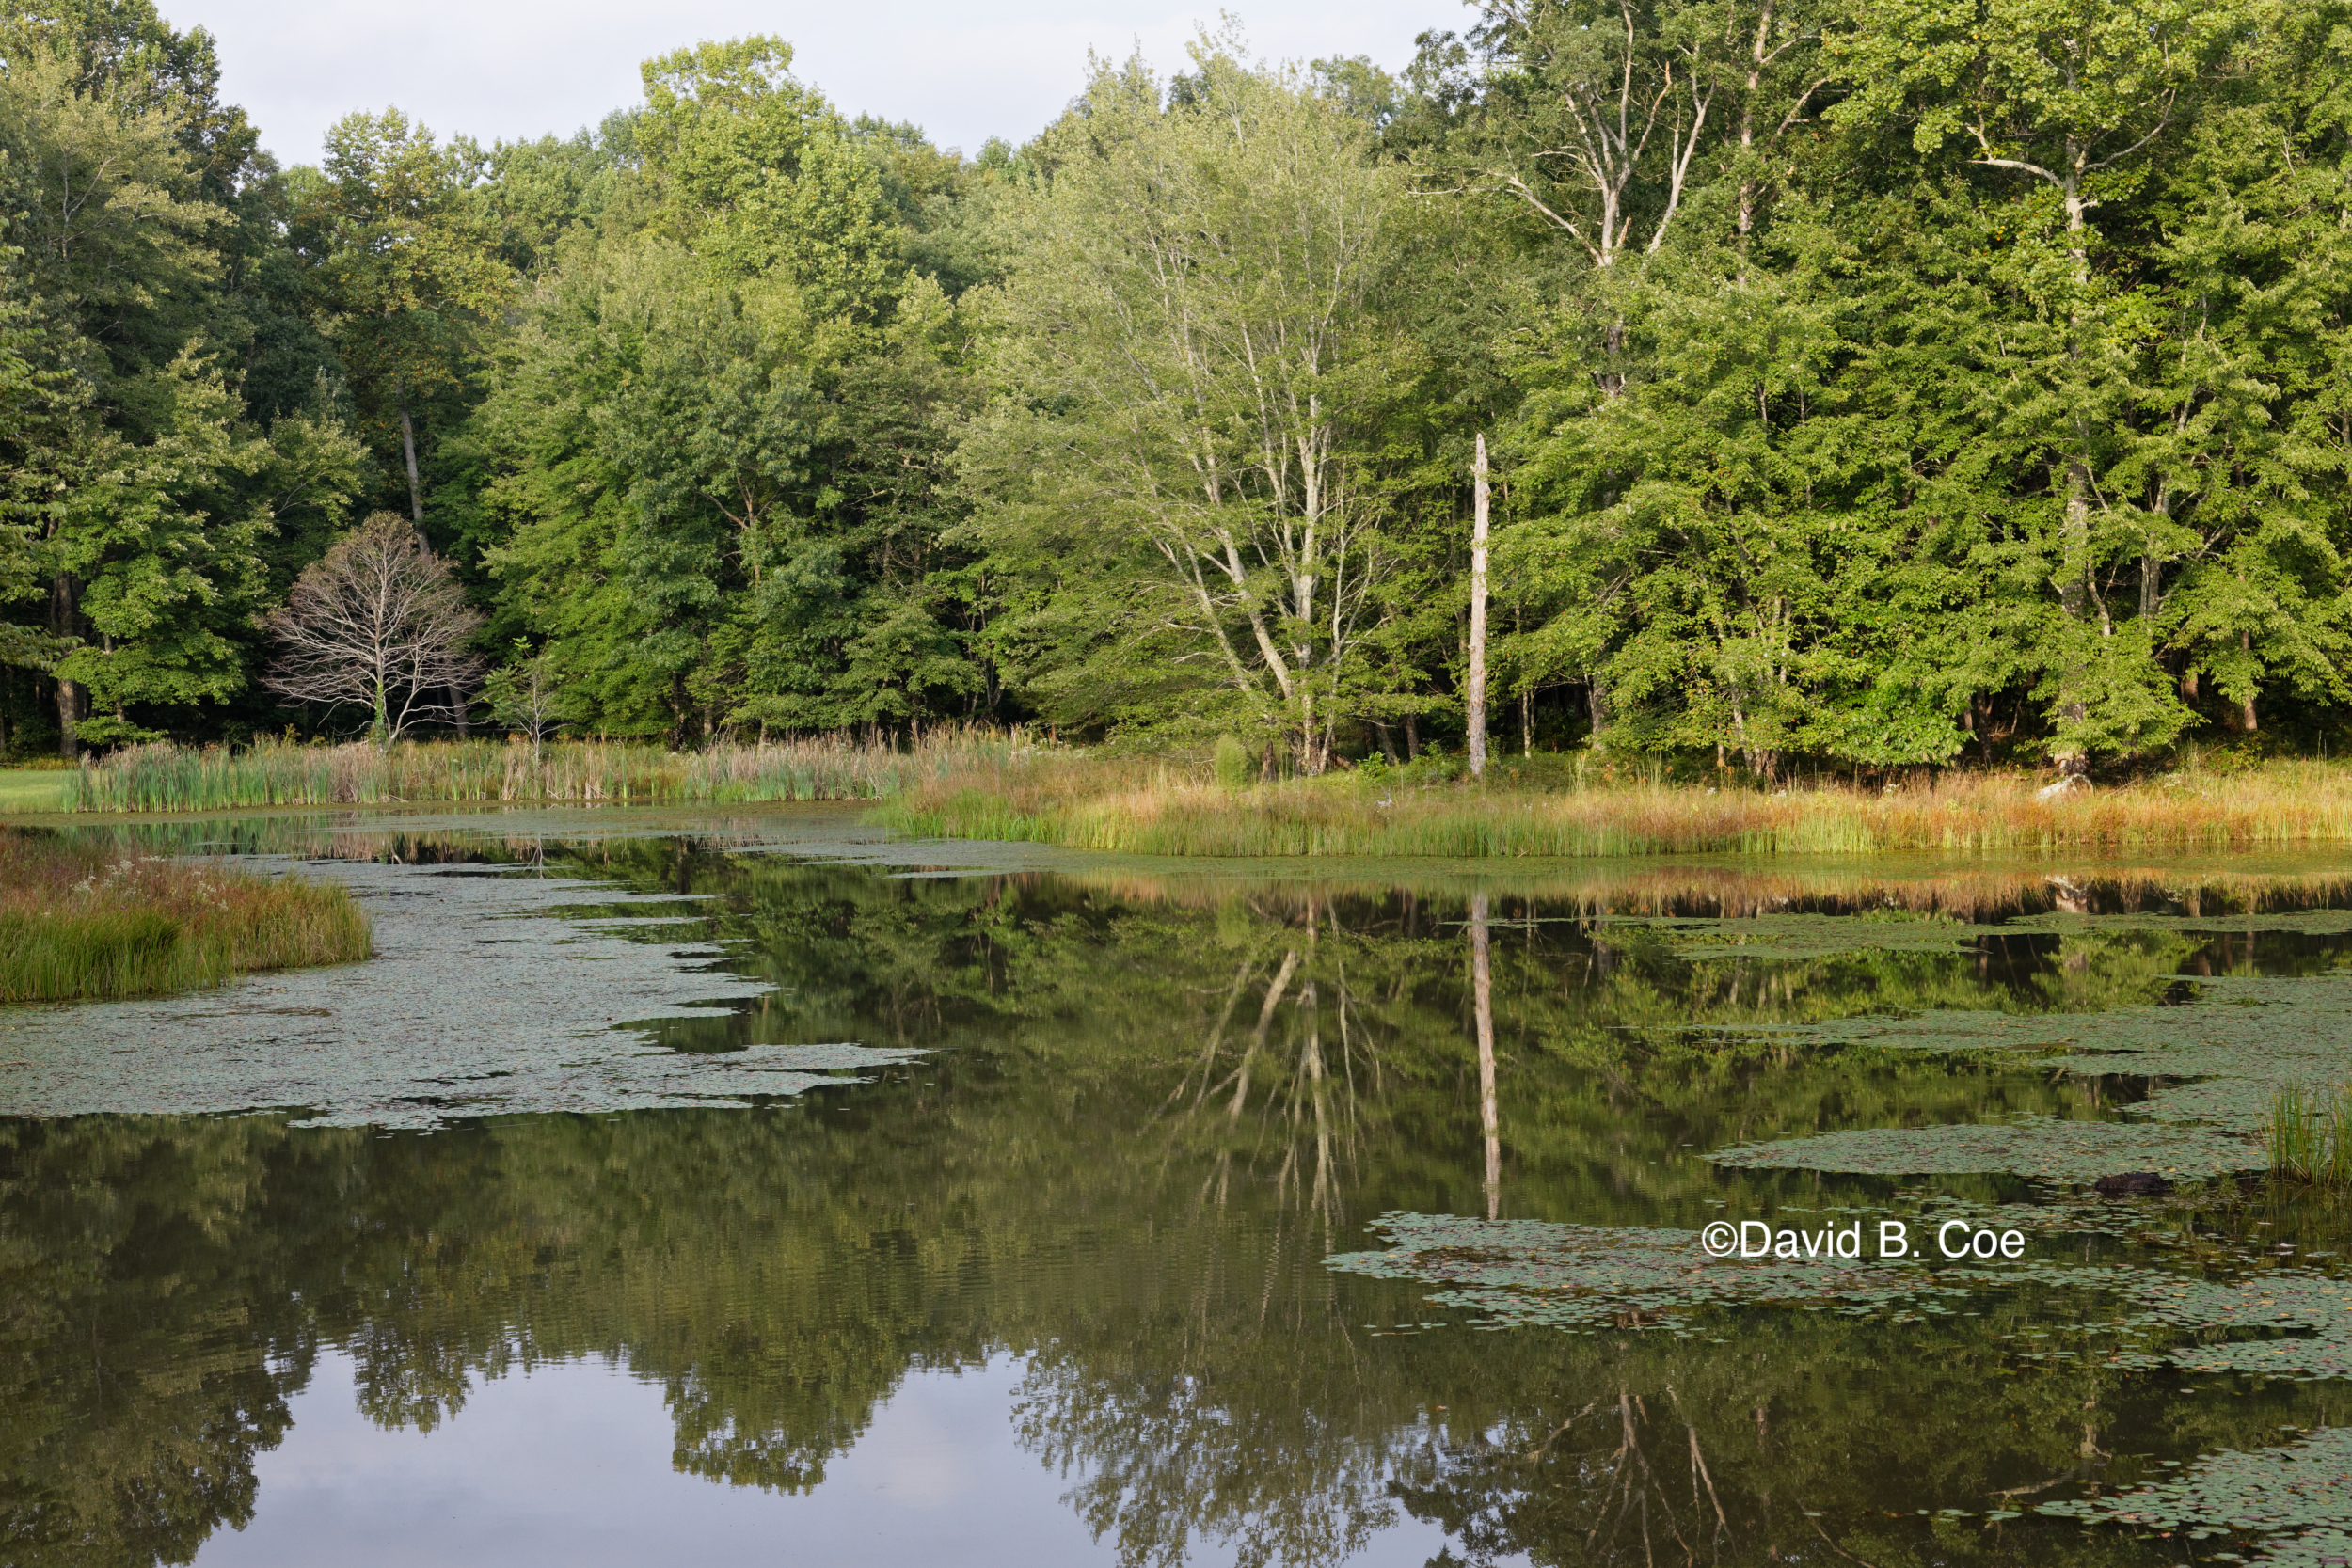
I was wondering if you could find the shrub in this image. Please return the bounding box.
[1213,735,1252,791]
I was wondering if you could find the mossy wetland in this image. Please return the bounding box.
[21,808,2352,1563]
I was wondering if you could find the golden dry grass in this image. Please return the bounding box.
[880,753,2352,859]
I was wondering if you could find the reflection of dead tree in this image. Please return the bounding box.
[1226,948,1300,1121]
[1585,1390,1693,1563]
[1163,958,1258,1116]
[1515,1388,1739,1565]
[1471,890,1500,1220]
[1524,1399,1597,1462]
[1152,900,1401,1227]
[1665,1386,1729,1544]
[1806,1513,1882,1568]
[1276,950,1338,1222]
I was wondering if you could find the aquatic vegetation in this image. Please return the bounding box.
[1711,1117,2260,1181]
[0,858,913,1126]
[56,731,1012,813]
[882,752,2352,859]
[2035,1426,2352,1564]
[1331,1215,2352,1397]
[1702,969,2352,1183]
[0,832,368,1002]
[1327,1212,1975,1335]
[2271,1086,2352,1187]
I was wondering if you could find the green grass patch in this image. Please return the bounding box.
[59,733,1005,813]
[0,769,69,814]
[0,832,372,1002]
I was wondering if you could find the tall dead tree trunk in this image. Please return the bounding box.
[1468,434,1490,778]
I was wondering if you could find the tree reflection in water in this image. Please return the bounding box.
[8,837,2352,1566]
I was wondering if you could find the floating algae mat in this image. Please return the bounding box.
[13,821,2352,1564]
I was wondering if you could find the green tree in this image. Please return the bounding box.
[965,36,1411,768]
[0,12,366,754]
[306,108,513,530]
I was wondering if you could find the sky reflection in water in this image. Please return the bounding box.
[195,1354,1451,1568]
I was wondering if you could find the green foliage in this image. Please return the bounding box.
[964,35,1411,766]
[11,1,2352,781]
[1213,733,1252,789]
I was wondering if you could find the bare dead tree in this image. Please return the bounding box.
[262,512,484,748]
[484,642,561,768]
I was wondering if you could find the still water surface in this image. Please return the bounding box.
[9,809,2352,1566]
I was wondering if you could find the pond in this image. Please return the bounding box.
[9,808,2352,1566]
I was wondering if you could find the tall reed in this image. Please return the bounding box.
[881,754,2352,859]
[2268,1085,2352,1186]
[61,732,1008,814]
[0,832,370,1002]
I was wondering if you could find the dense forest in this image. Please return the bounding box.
[4,0,2350,777]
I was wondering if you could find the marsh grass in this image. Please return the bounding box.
[2268,1085,2352,1186]
[60,732,1008,814]
[0,833,370,1002]
[882,753,2352,858]
[62,734,2352,857]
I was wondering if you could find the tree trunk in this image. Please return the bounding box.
[49,571,82,759]
[2052,172,2092,776]
[1405,714,1420,762]
[398,382,424,526]
[54,676,84,760]
[1471,890,1499,1222]
[2054,459,2092,775]
[2240,631,2258,732]
[393,383,471,737]
[1468,434,1490,778]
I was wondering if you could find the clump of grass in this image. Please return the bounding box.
[59,731,1009,814]
[2268,1085,2352,1186]
[881,752,2352,859]
[0,832,371,1002]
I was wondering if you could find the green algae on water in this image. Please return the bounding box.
[1711,1117,2260,1181]
[1327,1212,1973,1334]
[2036,1425,2352,1565]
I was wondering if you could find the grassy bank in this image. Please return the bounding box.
[56,733,1001,813]
[0,832,371,1002]
[54,733,2352,858]
[0,768,69,813]
[877,752,2352,857]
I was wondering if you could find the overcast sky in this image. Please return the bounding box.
[172,0,1462,167]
